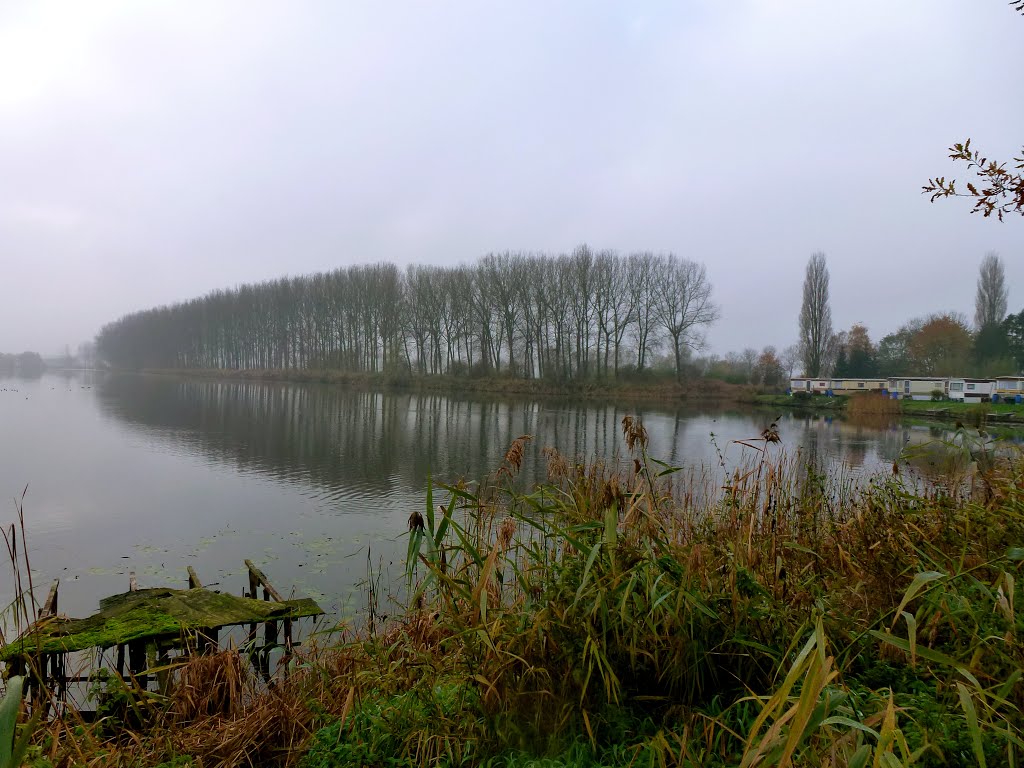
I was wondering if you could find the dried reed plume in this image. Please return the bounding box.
[543,446,570,480]
[498,434,532,478]
[621,415,649,452]
[497,517,516,550]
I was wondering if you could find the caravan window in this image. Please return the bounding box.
[966,383,975,391]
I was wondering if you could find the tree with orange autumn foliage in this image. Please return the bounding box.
[752,346,785,387]
[906,314,973,375]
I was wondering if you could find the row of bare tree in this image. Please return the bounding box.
[96,247,719,382]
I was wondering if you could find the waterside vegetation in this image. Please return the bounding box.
[139,366,755,405]
[758,392,1024,429]
[2,418,1022,767]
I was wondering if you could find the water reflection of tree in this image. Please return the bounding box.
[96,376,663,498]
[95,375,917,504]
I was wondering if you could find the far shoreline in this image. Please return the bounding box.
[130,366,758,407]
[83,367,1024,430]
[755,392,1024,429]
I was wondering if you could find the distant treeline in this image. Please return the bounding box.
[0,351,45,376]
[96,247,718,382]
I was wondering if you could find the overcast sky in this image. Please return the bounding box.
[1,1,1021,356]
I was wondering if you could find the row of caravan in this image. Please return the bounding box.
[788,376,1024,402]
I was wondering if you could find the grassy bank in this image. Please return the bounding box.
[135,367,755,405]
[899,399,1024,421]
[753,393,847,410]
[5,423,1024,767]
[756,393,1024,427]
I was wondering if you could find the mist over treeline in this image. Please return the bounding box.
[0,351,45,377]
[95,246,1024,386]
[96,247,718,382]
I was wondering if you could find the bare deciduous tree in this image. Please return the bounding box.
[96,247,720,386]
[652,256,719,382]
[740,347,758,382]
[781,343,801,379]
[627,252,659,372]
[798,252,833,378]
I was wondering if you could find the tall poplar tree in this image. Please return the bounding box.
[975,251,1008,329]
[798,252,833,378]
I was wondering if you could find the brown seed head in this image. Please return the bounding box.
[498,517,516,550]
[503,434,532,474]
[543,446,570,480]
[408,509,425,532]
[621,415,648,452]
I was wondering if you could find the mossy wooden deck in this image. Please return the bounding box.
[0,587,322,661]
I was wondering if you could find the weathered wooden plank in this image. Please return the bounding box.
[41,579,59,618]
[245,559,286,603]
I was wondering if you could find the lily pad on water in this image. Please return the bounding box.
[86,566,125,576]
[134,545,166,554]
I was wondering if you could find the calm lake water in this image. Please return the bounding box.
[0,371,985,624]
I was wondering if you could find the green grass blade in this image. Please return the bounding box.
[891,571,944,628]
[956,681,986,768]
[0,675,24,767]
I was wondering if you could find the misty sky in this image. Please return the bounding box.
[1,1,1022,357]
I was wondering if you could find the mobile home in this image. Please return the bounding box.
[947,378,995,403]
[789,377,830,394]
[828,378,888,395]
[993,376,1024,402]
[886,377,948,401]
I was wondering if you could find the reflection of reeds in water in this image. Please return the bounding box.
[844,393,903,434]
[846,393,901,417]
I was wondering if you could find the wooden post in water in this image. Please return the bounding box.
[124,572,147,688]
[40,580,66,711]
[27,579,62,711]
[116,572,138,678]
[246,566,259,647]
[244,559,292,678]
[41,580,59,617]
[186,566,218,653]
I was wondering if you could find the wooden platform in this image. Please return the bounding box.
[1,560,324,710]
[0,586,321,660]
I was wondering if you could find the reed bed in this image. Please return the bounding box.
[846,393,902,417]
[3,418,1023,767]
